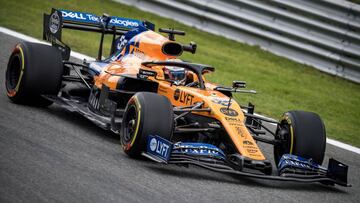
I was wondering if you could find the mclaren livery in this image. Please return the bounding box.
[5,9,350,187]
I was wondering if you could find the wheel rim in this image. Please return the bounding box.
[6,54,22,92]
[121,105,138,147]
[274,122,292,164]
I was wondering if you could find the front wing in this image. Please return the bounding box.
[143,135,351,187]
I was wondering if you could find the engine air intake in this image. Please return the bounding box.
[162,42,183,56]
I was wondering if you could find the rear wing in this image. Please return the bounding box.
[43,8,155,60]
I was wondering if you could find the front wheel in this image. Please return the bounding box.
[274,111,326,165]
[120,92,174,158]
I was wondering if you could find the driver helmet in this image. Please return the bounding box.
[163,66,186,85]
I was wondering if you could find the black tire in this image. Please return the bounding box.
[120,92,174,158]
[274,111,326,165]
[5,42,63,106]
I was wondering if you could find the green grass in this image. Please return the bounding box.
[0,0,359,147]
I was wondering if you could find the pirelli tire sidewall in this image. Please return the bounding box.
[121,92,174,158]
[274,110,326,165]
[5,42,63,105]
[120,96,144,156]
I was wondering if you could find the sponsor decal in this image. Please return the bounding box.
[211,98,232,106]
[244,145,257,149]
[173,142,226,159]
[110,17,139,27]
[60,10,141,29]
[283,160,314,170]
[174,89,194,105]
[243,140,254,145]
[62,10,91,21]
[247,149,258,153]
[116,35,128,51]
[177,145,220,156]
[149,138,157,151]
[230,121,244,126]
[147,135,172,162]
[130,47,145,59]
[225,117,242,122]
[174,89,180,100]
[139,69,156,77]
[235,126,246,137]
[49,11,60,34]
[278,155,323,172]
[220,107,238,117]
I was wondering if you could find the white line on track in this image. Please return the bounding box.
[1,26,359,155]
[0,27,95,61]
[326,138,360,154]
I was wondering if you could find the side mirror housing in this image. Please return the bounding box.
[233,81,246,88]
[182,41,197,54]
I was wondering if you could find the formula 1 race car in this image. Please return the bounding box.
[5,9,350,187]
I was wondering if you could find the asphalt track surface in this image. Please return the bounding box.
[0,32,359,202]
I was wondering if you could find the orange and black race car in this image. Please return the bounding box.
[5,9,350,187]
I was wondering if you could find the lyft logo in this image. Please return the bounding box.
[147,135,172,161]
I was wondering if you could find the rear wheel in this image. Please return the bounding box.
[274,111,326,165]
[120,92,174,158]
[5,42,63,106]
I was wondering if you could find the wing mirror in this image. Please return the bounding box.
[182,41,197,54]
[232,81,246,88]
